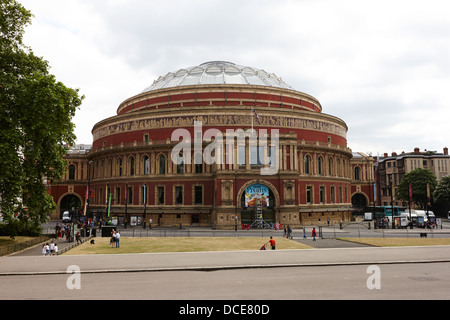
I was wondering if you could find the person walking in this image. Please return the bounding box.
[287,225,293,239]
[75,230,82,244]
[312,227,317,241]
[268,236,276,250]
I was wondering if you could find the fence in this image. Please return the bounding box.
[0,235,53,256]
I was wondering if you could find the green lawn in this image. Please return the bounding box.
[64,237,313,255]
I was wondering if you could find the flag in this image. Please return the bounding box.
[252,108,259,119]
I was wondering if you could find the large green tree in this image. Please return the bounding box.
[0,0,83,237]
[397,168,437,210]
[434,176,450,216]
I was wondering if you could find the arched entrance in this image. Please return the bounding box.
[351,193,368,212]
[59,194,82,219]
[238,182,278,228]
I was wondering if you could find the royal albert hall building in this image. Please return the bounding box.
[49,61,375,229]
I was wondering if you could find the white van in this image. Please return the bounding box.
[62,211,71,223]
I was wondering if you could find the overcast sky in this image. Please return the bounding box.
[20,0,450,156]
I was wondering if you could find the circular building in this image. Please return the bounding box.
[86,61,353,229]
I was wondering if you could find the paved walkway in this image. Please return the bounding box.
[9,235,91,257]
[2,245,450,276]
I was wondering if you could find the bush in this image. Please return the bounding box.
[0,221,42,238]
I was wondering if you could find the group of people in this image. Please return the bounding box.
[110,230,121,248]
[55,224,72,241]
[42,240,58,256]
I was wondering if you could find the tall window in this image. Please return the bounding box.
[238,145,246,167]
[306,186,312,203]
[328,157,333,176]
[143,156,150,175]
[159,154,166,174]
[175,186,183,205]
[194,153,203,173]
[354,166,360,181]
[194,186,203,205]
[304,155,311,174]
[157,186,165,205]
[108,159,113,177]
[330,186,335,203]
[118,158,123,176]
[318,156,323,175]
[129,156,135,176]
[319,186,325,203]
[127,186,133,204]
[176,153,184,174]
[68,164,76,180]
[115,187,121,205]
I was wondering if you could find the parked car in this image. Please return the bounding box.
[62,211,71,223]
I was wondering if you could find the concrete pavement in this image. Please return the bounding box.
[2,243,450,276]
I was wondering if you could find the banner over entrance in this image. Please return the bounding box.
[245,184,269,207]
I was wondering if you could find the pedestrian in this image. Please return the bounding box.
[42,244,47,256]
[268,236,276,250]
[115,230,120,248]
[312,227,317,241]
[75,230,82,244]
[54,243,58,255]
[44,243,50,255]
[283,226,287,238]
[49,240,55,255]
[287,225,292,239]
[110,230,116,247]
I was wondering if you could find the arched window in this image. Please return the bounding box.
[68,164,76,180]
[176,153,184,174]
[304,155,311,174]
[143,155,150,175]
[354,166,361,181]
[129,156,135,176]
[108,159,113,177]
[118,158,123,176]
[328,157,333,176]
[318,156,323,175]
[159,154,166,174]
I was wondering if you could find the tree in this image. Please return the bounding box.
[397,168,437,210]
[434,176,450,217]
[0,0,83,237]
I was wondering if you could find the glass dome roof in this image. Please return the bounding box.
[141,61,294,93]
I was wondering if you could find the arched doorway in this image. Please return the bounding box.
[239,182,277,228]
[351,193,368,213]
[59,194,82,219]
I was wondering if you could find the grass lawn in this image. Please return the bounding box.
[338,237,450,247]
[64,237,313,255]
[0,236,36,246]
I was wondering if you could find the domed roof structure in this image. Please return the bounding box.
[141,61,294,93]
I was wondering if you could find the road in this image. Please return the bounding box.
[2,262,450,301]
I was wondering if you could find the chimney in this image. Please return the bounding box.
[414,147,420,154]
[444,147,448,155]
[384,153,388,158]
[392,152,397,157]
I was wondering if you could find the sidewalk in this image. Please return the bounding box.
[9,235,91,257]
